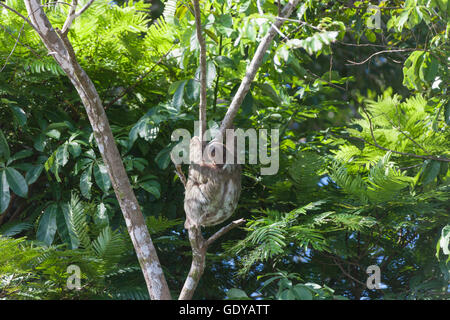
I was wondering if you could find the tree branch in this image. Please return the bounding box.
[0,22,25,72]
[205,218,245,247]
[61,0,78,34]
[0,22,42,58]
[0,2,36,30]
[178,219,245,300]
[218,0,300,137]
[22,0,171,299]
[193,0,207,142]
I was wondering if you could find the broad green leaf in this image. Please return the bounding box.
[444,100,450,125]
[80,165,93,199]
[68,142,82,157]
[226,288,249,299]
[140,180,161,199]
[216,14,233,36]
[9,149,33,164]
[155,147,172,170]
[0,129,10,162]
[172,80,187,110]
[0,171,10,214]
[4,167,28,198]
[215,56,235,69]
[293,285,313,300]
[422,160,441,185]
[45,129,61,139]
[94,163,111,193]
[10,106,27,126]
[25,164,44,185]
[55,143,69,167]
[241,91,254,115]
[37,204,58,246]
[185,79,200,103]
[33,134,46,152]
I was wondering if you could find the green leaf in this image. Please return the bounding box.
[365,30,377,42]
[37,204,58,246]
[172,80,187,110]
[57,203,79,249]
[45,129,61,139]
[33,134,46,152]
[25,164,44,185]
[94,163,111,193]
[9,149,33,163]
[140,180,161,199]
[216,14,233,36]
[215,56,235,69]
[0,129,10,162]
[0,171,10,214]
[80,165,93,199]
[293,285,313,300]
[226,288,249,299]
[422,160,441,185]
[68,142,82,157]
[241,91,254,115]
[206,61,217,88]
[4,167,28,198]
[94,203,109,227]
[155,146,172,170]
[10,106,27,126]
[444,100,450,126]
[185,79,200,103]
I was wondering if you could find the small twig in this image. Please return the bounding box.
[346,48,417,66]
[0,2,39,33]
[75,0,95,17]
[0,23,42,58]
[1,22,25,72]
[257,0,288,40]
[332,257,366,286]
[205,218,246,247]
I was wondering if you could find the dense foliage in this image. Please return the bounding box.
[0,0,448,300]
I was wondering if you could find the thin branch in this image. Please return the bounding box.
[75,0,95,17]
[193,0,207,142]
[0,2,39,33]
[0,22,25,72]
[0,23,42,58]
[104,44,175,109]
[218,0,301,137]
[346,48,417,66]
[61,0,78,34]
[360,106,450,162]
[205,218,245,247]
[332,257,366,287]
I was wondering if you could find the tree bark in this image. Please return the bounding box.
[218,0,300,136]
[23,0,171,300]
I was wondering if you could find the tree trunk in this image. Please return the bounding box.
[23,0,171,300]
